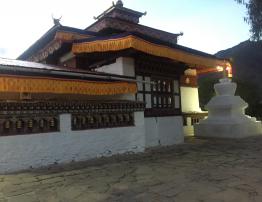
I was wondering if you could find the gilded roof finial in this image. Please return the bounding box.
[115,0,123,7]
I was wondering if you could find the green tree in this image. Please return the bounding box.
[198,77,218,110]
[235,0,262,40]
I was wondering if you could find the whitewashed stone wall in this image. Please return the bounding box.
[96,57,135,77]
[96,57,185,147]
[145,116,184,148]
[183,117,194,136]
[180,86,202,112]
[180,86,202,136]
[0,112,145,173]
[96,57,136,101]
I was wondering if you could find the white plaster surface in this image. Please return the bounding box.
[180,87,202,112]
[137,93,143,102]
[183,113,208,136]
[0,112,145,173]
[145,94,151,108]
[96,57,135,77]
[145,77,151,91]
[195,79,262,138]
[195,121,262,138]
[174,95,180,109]
[183,125,194,136]
[173,80,179,93]
[145,116,184,148]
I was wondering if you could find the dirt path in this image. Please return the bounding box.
[1,136,262,202]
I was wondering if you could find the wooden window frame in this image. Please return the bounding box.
[136,74,181,117]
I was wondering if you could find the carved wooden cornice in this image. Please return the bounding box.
[28,40,62,62]
[28,31,92,63]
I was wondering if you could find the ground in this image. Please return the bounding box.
[1,136,262,202]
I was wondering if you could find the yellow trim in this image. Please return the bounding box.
[0,75,137,95]
[72,35,230,69]
[197,67,219,74]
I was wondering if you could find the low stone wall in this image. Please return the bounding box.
[144,116,184,148]
[0,112,145,173]
[183,112,208,136]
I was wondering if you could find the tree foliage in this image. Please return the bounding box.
[235,0,262,40]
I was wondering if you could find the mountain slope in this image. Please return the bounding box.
[216,40,262,92]
[198,40,262,117]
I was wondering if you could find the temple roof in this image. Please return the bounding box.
[0,57,137,95]
[18,2,181,61]
[93,0,146,23]
[86,1,179,44]
[16,1,229,75]
[72,32,230,70]
[18,25,98,60]
[0,57,134,81]
[74,32,217,58]
[86,17,180,44]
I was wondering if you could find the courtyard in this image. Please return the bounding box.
[1,136,262,202]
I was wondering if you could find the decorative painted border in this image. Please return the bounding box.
[72,35,230,69]
[0,75,137,95]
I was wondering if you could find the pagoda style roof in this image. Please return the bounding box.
[93,0,146,23]
[72,32,230,71]
[0,57,137,96]
[17,1,230,76]
[86,1,179,45]
[18,25,98,61]
[17,1,180,62]
[86,17,180,45]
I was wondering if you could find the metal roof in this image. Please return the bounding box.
[0,57,136,82]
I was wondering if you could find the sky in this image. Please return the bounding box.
[0,0,250,59]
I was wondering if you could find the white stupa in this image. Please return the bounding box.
[194,78,262,138]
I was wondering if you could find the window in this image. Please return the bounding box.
[151,77,180,109]
[136,75,181,116]
[136,75,152,109]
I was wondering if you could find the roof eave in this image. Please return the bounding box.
[17,25,59,60]
[18,25,98,61]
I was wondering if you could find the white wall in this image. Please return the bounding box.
[0,112,145,174]
[96,57,135,77]
[180,86,202,112]
[94,57,136,101]
[145,116,184,148]
[183,125,194,136]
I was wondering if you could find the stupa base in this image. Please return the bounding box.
[194,119,262,138]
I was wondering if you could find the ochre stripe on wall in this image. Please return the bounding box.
[0,75,137,95]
